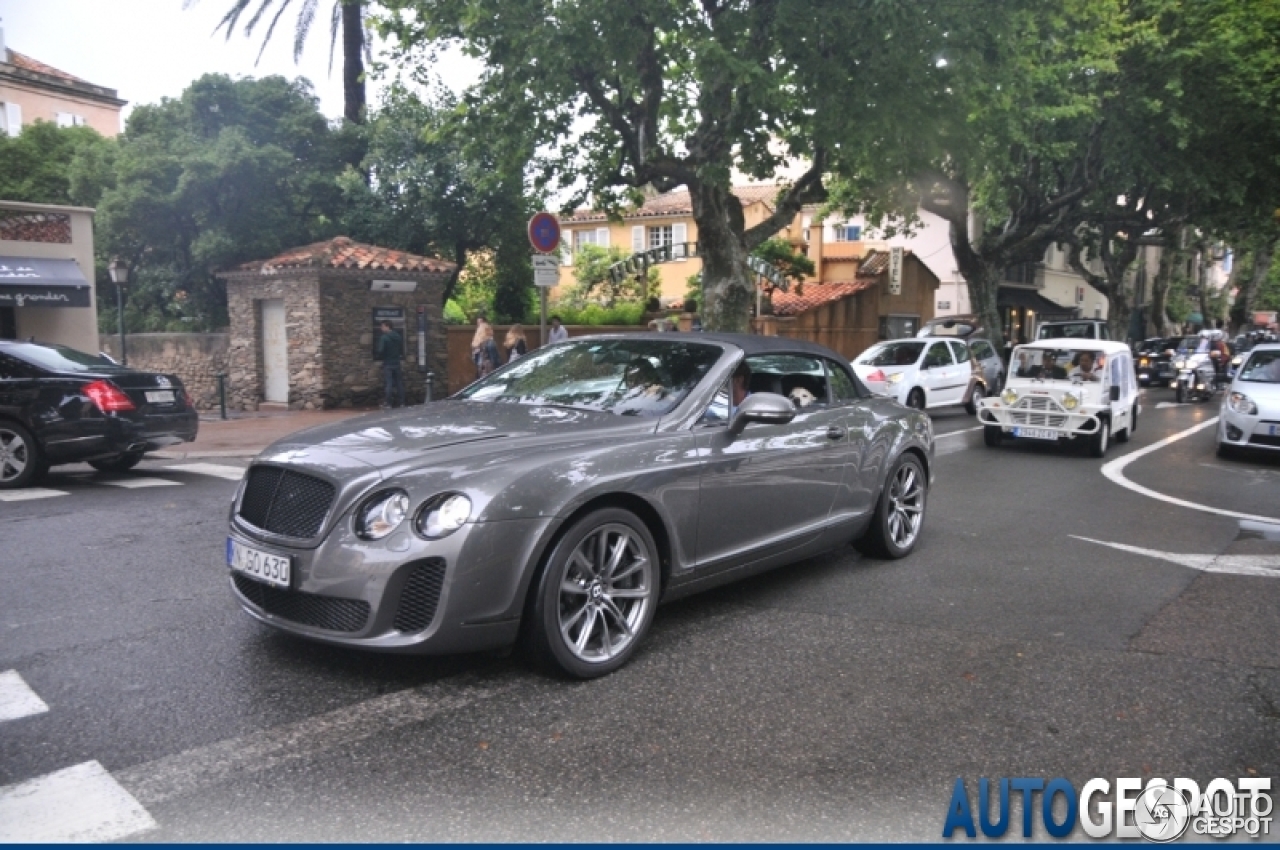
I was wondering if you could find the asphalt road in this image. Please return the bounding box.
[1,388,1277,841]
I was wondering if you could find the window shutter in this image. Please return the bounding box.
[596,227,609,248]
[561,230,573,266]
[4,103,21,137]
[672,223,687,258]
[632,226,645,253]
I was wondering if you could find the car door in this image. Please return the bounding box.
[0,352,41,423]
[1108,351,1135,432]
[921,340,964,406]
[821,357,878,523]
[693,354,847,571]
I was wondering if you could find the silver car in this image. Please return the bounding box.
[226,334,934,678]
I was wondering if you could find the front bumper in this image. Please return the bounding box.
[976,399,1102,438]
[1219,405,1280,452]
[226,511,551,655]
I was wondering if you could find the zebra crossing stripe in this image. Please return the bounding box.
[0,761,156,842]
[97,477,182,489]
[0,670,49,722]
[164,463,245,481]
[0,488,67,502]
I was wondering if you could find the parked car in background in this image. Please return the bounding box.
[0,340,198,488]
[1036,320,1111,341]
[976,340,1138,457]
[916,315,984,340]
[966,338,1005,394]
[225,333,934,679]
[1217,343,1280,458]
[853,337,987,413]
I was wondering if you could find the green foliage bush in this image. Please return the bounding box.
[531,301,645,326]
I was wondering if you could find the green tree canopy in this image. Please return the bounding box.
[0,121,116,207]
[95,73,348,331]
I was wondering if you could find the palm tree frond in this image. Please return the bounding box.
[256,1,294,65]
[293,0,319,64]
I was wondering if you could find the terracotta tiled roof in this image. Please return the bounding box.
[770,279,876,316]
[4,49,88,84]
[237,237,455,274]
[563,184,784,223]
[859,250,891,275]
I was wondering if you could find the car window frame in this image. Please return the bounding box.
[924,340,954,368]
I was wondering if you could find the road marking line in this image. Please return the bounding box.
[97,477,182,489]
[163,462,245,481]
[0,671,49,722]
[1071,536,1280,578]
[1099,416,1280,525]
[935,426,983,438]
[0,761,156,842]
[0,488,68,502]
[114,677,516,806]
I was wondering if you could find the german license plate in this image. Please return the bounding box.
[1012,427,1058,441]
[145,390,175,404]
[227,538,291,588]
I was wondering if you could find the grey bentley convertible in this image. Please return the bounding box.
[226,333,934,678]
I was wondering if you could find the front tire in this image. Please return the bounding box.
[1175,383,1185,403]
[89,452,145,473]
[906,388,926,410]
[964,383,984,415]
[983,425,1003,448]
[527,508,659,679]
[1089,419,1110,458]
[0,422,42,490]
[855,453,928,559]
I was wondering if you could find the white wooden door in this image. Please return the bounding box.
[261,299,288,403]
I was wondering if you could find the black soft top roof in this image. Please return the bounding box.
[577,331,854,369]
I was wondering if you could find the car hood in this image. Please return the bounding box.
[1236,380,1280,409]
[255,401,658,478]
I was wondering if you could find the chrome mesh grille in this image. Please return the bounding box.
[393,559,446,633]
[1009,397,1067,428]
[238,466,335,538]
[232,573,370,633]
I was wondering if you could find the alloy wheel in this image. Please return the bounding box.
[0,427,31,485]
[556,522,654,665]
[886,462,924,549]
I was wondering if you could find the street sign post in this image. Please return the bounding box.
[528,212,561,254]
[532,254,560,287]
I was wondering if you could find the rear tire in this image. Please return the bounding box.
[89,452,145,473]
[964,383,984,415]
[0,421,41,490]
[906,388,925,410]
[855,453,928,559]
[526,508,660,679]
[1089,419,1110,458]
[983,425,1003,448]
[1175,383,1185,403]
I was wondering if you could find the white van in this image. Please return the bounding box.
[975,340,1138,457]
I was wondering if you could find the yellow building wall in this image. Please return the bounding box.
[0,84,122,137]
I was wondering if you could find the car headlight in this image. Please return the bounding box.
[1139,357,1149,367]
[886,372,905,384]
[1231,355,1243,367]
[1174,359,1186,370]
[1001,387,1018,405]
[1061,391,1080,410]
[355,489,410,540]
[416,493,472,539]
[1228,392,1258,415]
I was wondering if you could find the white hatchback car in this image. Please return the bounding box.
[975,340,1138,457]
[1217,343,1280,457]
[852,338,985,413]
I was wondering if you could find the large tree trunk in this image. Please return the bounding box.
[691,181,753,333]
[342,1,366,125]
[1242,237,1276,322]
[1148,245,1178,337]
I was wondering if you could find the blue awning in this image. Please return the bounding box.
[0,257,92,308]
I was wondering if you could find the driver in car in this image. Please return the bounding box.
[1031,351,1068,380]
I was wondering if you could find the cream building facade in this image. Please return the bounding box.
[0,29,126,138]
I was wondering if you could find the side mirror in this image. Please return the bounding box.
[1109,385,1121,402]
[728,392,796,436]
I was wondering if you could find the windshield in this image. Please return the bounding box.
[4,342,127,373]
[1012,347,1108,382]
[1239,350,1280,384]
[454,338,722,416]
[856,341,924,367]
[1037,323,1098,340]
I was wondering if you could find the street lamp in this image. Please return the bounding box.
[108,258,129,366]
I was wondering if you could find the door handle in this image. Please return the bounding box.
[826,426,845,440]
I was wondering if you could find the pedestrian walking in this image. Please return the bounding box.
[547,315,568,345]
[376,320,405,408]
[504,324,528,363]
[471,314,499,378]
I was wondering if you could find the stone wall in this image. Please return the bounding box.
[224,274,324,410]
[100,332,229,409]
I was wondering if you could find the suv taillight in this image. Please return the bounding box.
[84,380,136,412]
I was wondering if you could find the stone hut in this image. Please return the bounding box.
[218,237,455,410]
